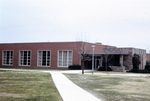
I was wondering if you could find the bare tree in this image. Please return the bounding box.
[77,42,92,74]
[101,46,114,72]
[74,34,92,74]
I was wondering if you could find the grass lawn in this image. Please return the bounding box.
[0,70,62,101]
[64,73,150,101]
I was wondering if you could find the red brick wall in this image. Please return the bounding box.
[0,42,115,69]
[146,54,150,62]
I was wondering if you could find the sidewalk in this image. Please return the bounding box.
[50,71,101,101]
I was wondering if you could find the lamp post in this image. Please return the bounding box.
[92,45,95,74]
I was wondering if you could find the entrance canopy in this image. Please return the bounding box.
[79,52,129,56]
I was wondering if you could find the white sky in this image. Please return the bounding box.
[0,0,150,52]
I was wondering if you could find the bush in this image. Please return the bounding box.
[68,65,81,70]
[145,62,150,72]
[97,66,112,71]
[128,69,149,73]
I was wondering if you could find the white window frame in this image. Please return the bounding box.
[19,50,31,66]
[37,50,51,67]
[57,50,73,67]
[2,50,14,66]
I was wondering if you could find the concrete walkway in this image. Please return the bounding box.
[50,71,101,101]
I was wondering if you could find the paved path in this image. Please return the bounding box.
[85,72,150,77]
[50,71,101,101]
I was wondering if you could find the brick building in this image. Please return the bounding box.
[0,42,114,69]
[146,54,150,62]
[0,41,149,72]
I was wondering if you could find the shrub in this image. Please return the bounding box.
[128,69,149,73]
[97,66,112,71]
[68,65,81,70]
[145,62,150,72]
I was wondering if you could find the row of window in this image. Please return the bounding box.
[2,50,73,67]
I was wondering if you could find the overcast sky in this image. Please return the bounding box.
[0,0,150,52]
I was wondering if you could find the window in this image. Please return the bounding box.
[19,51,31,66]
[2,51,13,66]
[38,51,51,67]
[58,50,72,67]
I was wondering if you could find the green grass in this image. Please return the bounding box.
[0,70,62,101]
[64,73,150,101]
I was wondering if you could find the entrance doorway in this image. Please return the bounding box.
[83,56,102,70]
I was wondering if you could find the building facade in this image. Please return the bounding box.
[103,47,146,72]
[0,41,149,72]
[146,54,150,62]
[0,42,114,69]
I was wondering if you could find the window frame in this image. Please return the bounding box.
[57,50,73,67]
[37,50,51,67]
[19,50,32,66]
[2,50,14,66]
